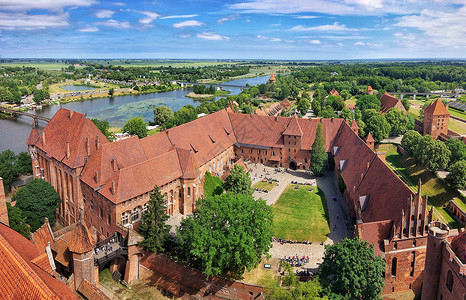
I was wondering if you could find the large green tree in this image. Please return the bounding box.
[91,119,114,141]
[415,135,451,171]
[7,203,31,238]
[123,116,147,138]
[356,95,381,111]
[177,192,273,278]
[445,138,466,165]
[310,123,327,176]
[401,130,422,156]
[365,113,391,142]
[446,160,466,189]
[0,150,32,192]
[385,108,409,135]
[14,178,61,231]
[319,238,385,300]
[138,186,171,252]
[297,98,311,115]
[153,105,174,125]
[223,165,253,195]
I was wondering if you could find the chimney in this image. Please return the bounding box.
[42,132,46,145]
[66,142,70,159]
[69,110,74,119]
[86,137,90,156]
[361,173,364,181]
[94,171,99,184]
[95,135,100,150]
[367,162,370,170]
[111,181,116,196]
[111,158,117,172]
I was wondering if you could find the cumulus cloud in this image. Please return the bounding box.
[217,14,239,24]
[173,20,205,28]
[290,22,357,32]
[295,15,319,19]
[94,19,131,29]
[78,26,99,32]
[0,0,97,11]
[197,32,230,41]
[257,35,282,42]
[138,11,160,24]
[95,9,115,18]
[161,14,199,19]
[309,39,321,44]
[113,2,126,6]
[354,41,383,47]
[0,11,69,30]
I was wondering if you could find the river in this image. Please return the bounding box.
[0,75,270,153]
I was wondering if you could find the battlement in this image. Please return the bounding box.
[428,221,449,238]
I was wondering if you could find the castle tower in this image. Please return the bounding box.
[268,73,276,83]
[68,221,96,290]
[421,221,450,300]
[423,99,450,140]
[0,177,8,226]
[350,119,359,135]
[365,132,375,151]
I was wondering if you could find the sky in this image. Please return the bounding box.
[0,0,465,60]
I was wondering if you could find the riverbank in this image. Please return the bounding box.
[185,90,230,100]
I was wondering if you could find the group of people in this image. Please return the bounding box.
[94,238,116,256]
[280,255,310,267]
[272,237,313,245]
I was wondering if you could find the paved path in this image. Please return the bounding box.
[380,134,403,145]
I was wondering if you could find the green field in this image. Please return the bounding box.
[253,180,276,192]
[376,144,462,228]
[448,107,466,120]
[0,62,85,71]
[273,184,330,242]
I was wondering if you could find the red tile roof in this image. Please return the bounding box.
[280,98,291,109]
[140,131,173,159]
[365,132,374,143]
[68,221,95,254]
[380,93,404,114]
[269,73,276,82]
[35,108,109,169]
[359,220,392,256]
[424,98,450,116]
[0,223,79,299]
[329,89,339,96]
[450,229,466,263]
[77,280,111,300]
[26,128,39,146]
[31,218,55,253]
[367,86,373,91]
[176,147,199,179]
[283,114,303,136]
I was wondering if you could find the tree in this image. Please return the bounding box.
[415,136,451,171]
[153,105,174,125]
[446,160,466,189]
[445,138,466,165]
[401,130,422,156]
[297,98,311,115]
[177,192,273,278]
[7,203,31,238]
[91,119,114,141]
[356,95,381,111]
[326,95,344,111]
[356,119,366,138]
[385,108,409,135]
[108,87,114,96]
[310,123,327,176]
[311,99,321,116]
[123,116,147,138]
[223,165,253,195]
[0,149,17,191]
[14,179,61,231]
[319,238,385,300]
[401,98,410,111]
[365,113,391,142]
[138,186,170,252]
[340,107,353,120]
[340,89,351,101]
[242,104,253,114]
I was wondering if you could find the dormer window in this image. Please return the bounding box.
[339,160,347,171]
[358,195,369,211]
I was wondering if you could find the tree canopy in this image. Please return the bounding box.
[310,123,327,176]
[415,135,450,171]
[223,165,253,195]
[365,113,391,142]
[401,130,422,156]
[319,238,385,300]
[153,105,174,125]
[385,108,410,135]
[13,178,61,231]
[446,160,466,189]
[123,116,147,138]
[91,119,114,141]
[138,186,171,252]
[0,150,32,192]
[7,203,31,238]
[177,192,273,278]
[356,95,381,111]
[297,98,311,115]
[445,138,466,166]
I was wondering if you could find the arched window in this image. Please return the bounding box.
[121,211,129,225]
[413,239,416,247]
[187,187,191,197]
[394,242,397,250]
[164,193,168,205]
[391,257,397,276]
[446,270,453,292]
[131,207,140,222]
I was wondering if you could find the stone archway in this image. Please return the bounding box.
[289,161,297,170]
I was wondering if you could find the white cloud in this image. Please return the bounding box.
[290,22,357,32]
[395,6,466,49]
[0,12,69,30]
[113,2,126,6]
[295,15,319,19]
[173,20,205,28]
[354,41,383,47]
[337,42,343,46]
[197,32,230,41]
[0,0,97,11]
[179,34,192,38]
[78,26,99,32]
[354,41,365,45]
[95,9,115,19]
[285,40,295,43]
[94,19,131,29]
[309,39,321,44]
[257,35,282,42]
[138,11,160,24]
[217,14,239,24]
[161,14,199,19]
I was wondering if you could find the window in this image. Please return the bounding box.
[91,201,94,210]
[391,257,397,276]
[107,214,111,225]
[446,270,453,292]
[187,187,191,197]
[394,242,397,250]
[410,251,415,277]
[164,193,168,205]
[100,207,103,219]
[121,211,129,225]
[131,207,140,222]
[142,203,148,213]
[83,195,86,204]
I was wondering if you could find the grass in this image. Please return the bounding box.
[203,172,223,198]
[448,118,466,135]
[0,62,82,70]
[147,127,162,136]
[253,180,276,192]
[448,107,466,120]
[375,144,462,228]
[452,197,466,211]
[241,257,279,287]
[272,184,330,242]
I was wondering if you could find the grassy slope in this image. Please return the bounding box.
[273,184,329,242]
[376,144,462,228]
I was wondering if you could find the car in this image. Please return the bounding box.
[333,197,337,201]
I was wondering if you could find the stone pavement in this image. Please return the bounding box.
[380,134,403,144]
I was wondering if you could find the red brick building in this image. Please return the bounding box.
[380,92,406,114]
[423,99,450,140]
[421,222,465,300]
[329,88,340,96]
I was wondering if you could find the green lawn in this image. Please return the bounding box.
[376,144,462,228]
[203,172,224,198]
[449,107,466,120]
[253,180,276,192]
[273,184,330,242]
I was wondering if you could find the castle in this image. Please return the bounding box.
[24,107,460,297]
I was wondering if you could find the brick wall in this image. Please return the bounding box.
[139,249,265,299]
[0,178,8,226]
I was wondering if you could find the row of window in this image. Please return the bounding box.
[121,205,148,225]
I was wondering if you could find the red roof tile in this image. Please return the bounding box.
[176,147,199,179]
[359,220,392,256]
[450,229,466,263]
[31,218,55,253]
[283,114,303,136]
[424,98,450,116]
[380,93,405,114]
[68,221,95,254]
[78,280,111,300]
[329,89,339,96]
[365,132,374,143]
[26,128,39,146]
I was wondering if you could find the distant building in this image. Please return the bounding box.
[329,88,339,96]
[423,99,450,140]
[268,73,276,83]
[421,222,465,300]
[367,86,374,95]
[380,92,406,114]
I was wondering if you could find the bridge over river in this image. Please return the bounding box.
[0,106,50,127]
[175,81,248,89]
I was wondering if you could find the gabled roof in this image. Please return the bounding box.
[280,98,291,109]
[283,114,303,136]
[367,86,373,91]
[450,229,466,263]
[26,128,39,146]
[34,108,109,169]
[176,147,199,179]
[365,132,374,143]
[380,93,404,114]
[0,223,79,299]
[329,88,339,96]
[358,220,392,256]
[68,221,94,254]
[424,98,450,116]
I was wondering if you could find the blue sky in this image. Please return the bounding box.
[0,0,465,59]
